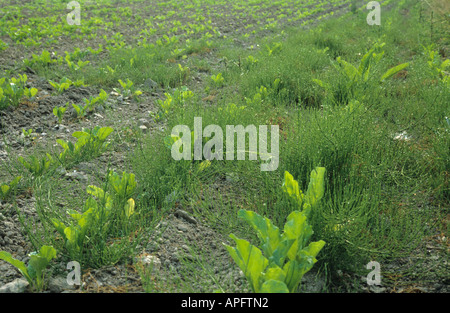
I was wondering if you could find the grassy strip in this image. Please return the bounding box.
[132,0,448,291]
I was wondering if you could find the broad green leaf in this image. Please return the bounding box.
[283,211,312,260]
[268,238,295,267]
[86,185,106,199]
[263,266,286,282]
[67,209,81,220]
[0,251,32,283]
[51,218,66,237]
[29,88,38,97]
[97,127,113,141]
[304,240,326,258]
[1,185,10,195]
[380,63,409,82]
[86,185,113,211]
[124,198,135,218]
[38,245,57,262]
[312,78,325,88]
[440,59,450,70]
[304,167,326,210]
[237,209,281,257]
[64,226,78,246]
[358,50,373,79]
[224,234,268,293]
[260,279,289,293]
[56,139,69,151]
[337,57,358,81]
[282,171,303,206]
[28,246,56,287]
[282,259,310,292]
[72,131,88,139]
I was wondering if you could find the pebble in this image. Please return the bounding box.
[65,171,88,183]
[135,254,162,270]
[138,118,150,128]
[144,78,158,90]
[48,276,77,293]
[139,125,148,133]
[0,279,29,293]
[176,223,189,232]
[174,209,197,224]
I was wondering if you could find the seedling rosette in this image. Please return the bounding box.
[0,245,57,291]
[225,167,326,293]
[0,176,22,200]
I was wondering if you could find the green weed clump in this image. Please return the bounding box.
[225,168,326,293]
[0,245,57,292]
[0,74,38,109]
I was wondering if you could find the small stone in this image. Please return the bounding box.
[393,131,411,142]
[139,125,148,133]
[95,105,105,113]
[225,172,239,183]
[174,210,197,224]
[145,78,158,90]
[65,171,88,183]
[54,124,67,131]
[176,223,189,232]
[0,278,29,293]
[3,221,14,228]
[56,166,66,175]
[48,276,76,293]
[135,254,161,270]
[138,118,150,128]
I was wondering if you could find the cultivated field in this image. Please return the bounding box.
[0,0,448,295]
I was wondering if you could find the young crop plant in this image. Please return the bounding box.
[49,77,73,95]
[245,55,259,68]
[266,42,283,56]
[113,79,142,101]
[225,167,326,293]
[313,42,409,103]
[50,170,137,266]
[0,245,57,291]
[23,50,57,68]
[0,39,8,51]
[53,105,67,124]
[71,102,89,119]
[18,154,53,178]
[70,89,106,119]
[65,54,90,71]
[0,176,22,200]
[210,73,225,88]
[0,74,38,109]
[156,86,194,118]
[178,63,190,84]
[21,128,33,138]
[57,126,113,166]
[244,86,269,107]
[423,44,450,85]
